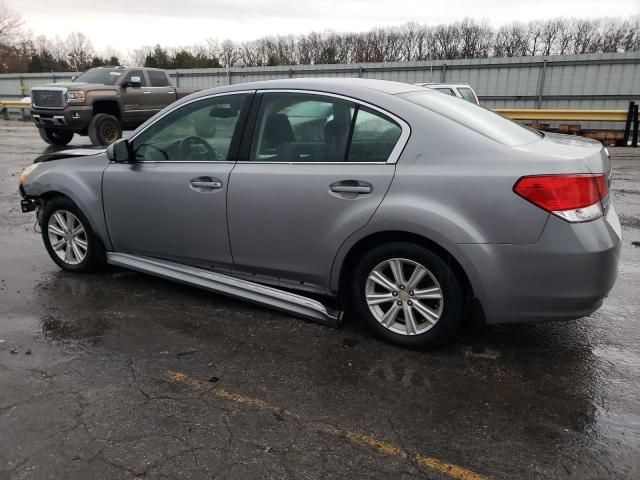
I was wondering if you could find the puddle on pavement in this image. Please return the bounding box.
[39,313,107,344]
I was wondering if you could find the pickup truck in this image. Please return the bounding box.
[30,66,198,146]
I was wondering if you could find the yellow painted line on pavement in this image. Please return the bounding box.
[168,370,489,480]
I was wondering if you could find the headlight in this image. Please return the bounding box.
[18,163,39,186]
[67,91,85,102]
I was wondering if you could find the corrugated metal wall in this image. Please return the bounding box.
[2,52,639,129]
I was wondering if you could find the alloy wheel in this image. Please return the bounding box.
[101,122,118,144]
[47,210,88,265]
[365,258,443,335]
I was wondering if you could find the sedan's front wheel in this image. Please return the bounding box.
[351,243,464,348]
[41,197,101,272]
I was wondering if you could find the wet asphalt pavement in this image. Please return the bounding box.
[1,119,639,480]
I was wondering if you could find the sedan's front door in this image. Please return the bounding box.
[102,92,252,268]
[227,91,406,291]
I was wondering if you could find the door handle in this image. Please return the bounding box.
[330,181,372,194]
[190,177,223,189]
[143,91,151,94]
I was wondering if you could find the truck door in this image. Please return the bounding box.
[146,70,177,112]
[119,69,152,125]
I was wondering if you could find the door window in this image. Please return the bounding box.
[132,94,249,162]
[435,87,456,96]
[122,70,146,87]
[148,70,171,87]
[250,93,354,162]
[458,87,478,104]
[250,92,403,163]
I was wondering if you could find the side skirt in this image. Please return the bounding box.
[106,253,343,328]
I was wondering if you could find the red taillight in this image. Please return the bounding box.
[514,174,608,222]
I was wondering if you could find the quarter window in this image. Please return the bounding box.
[132,94,249,162]
[249,92,403,163]
[348,107,402,163]
[148,70,171,87]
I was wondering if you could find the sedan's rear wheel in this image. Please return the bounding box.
[351,243,464,348]
[41,197,101,272]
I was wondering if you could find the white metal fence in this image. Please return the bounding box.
[1,52,639,129]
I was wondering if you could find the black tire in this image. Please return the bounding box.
[88,114,122,146]
[38,128,73,146]
[41,197,102,273]
[350,242,464,349]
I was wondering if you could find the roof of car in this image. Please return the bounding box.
[192,77,425,99]
[415,83,474,88]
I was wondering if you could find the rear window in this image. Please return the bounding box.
[402,91,542,147]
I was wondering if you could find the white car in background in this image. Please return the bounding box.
[414,83,480,104]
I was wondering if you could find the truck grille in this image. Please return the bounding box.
[32,90,65,109]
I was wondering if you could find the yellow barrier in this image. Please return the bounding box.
[1,101,30,110]
[0,100,30,120]
[495,109,628,122]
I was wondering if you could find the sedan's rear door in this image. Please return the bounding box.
[226,91,408,291]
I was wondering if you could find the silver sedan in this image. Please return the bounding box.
[18,78,621,348]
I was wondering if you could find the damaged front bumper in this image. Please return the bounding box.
[20,197,37,213]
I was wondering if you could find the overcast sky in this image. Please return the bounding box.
[9,0,640,53]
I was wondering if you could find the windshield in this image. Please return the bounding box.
[402,90,542,147]
[73,69,123,85]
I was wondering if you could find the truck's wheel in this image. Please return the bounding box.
[38,128,73,146]
[88,114,122,146]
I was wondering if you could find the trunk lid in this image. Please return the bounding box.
[515,132,611,177]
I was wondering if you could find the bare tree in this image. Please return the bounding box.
[3,14,640,74]
[539,19,562,56]
[66,32,94,71]
[458,18,493,58]
[494,23,529,57]
[601,18,629,53]
[527,21,545,55]
[219,39,239,68]
[619,17,639,52]
[431,24,461,59]
[0,0,22,45]
[555,20,574,55]
[571,19,601,54]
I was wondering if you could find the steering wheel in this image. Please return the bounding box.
[178,136,217,161]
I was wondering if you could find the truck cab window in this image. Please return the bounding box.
[148,70,171,87]
[122,70,147,87]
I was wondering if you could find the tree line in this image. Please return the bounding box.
[0,0,638,74]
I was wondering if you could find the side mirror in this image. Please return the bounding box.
[71,76,77,82]
[123,76,142,89]
[107,139,130,162]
